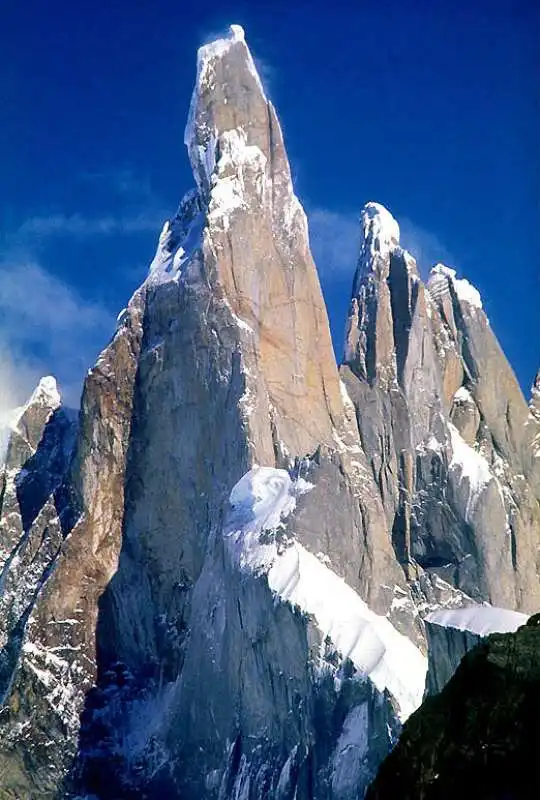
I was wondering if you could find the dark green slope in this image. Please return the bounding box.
[366,616,540,800]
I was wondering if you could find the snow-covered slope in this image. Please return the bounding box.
[225,467,426,721]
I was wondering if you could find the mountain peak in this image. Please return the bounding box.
[361,201,400,259]
[28,375,61,410]
[228,23,245,41]
[350,201,401,297]
[428,263,483,312]
[184,24,267,200]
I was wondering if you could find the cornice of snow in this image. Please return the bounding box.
[225,466,427,721]
[426,605,528,636]
[429,263,484,312]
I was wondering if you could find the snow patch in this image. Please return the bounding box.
[22,640,82,735]
[225,467,427,720]
[430,264,483,311]
[221,298,253,333]
[453,386,473,404]
[207,129,267,229]
[417,433,444,456]
[148,202,204,285]
[360,202,400,264]
[426,605,528,636]
[29,376,61,410]
[448,423,494,521]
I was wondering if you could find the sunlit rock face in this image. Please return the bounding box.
[342,204,540,615]
[0,26,419,800]
[0,23,538,800]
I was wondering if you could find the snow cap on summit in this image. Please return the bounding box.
[360,202,400,262]
[29,376,61,410]
[229,24,245,40]
[430,263,483,311]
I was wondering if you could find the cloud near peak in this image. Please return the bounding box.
[0,257,115,409]
[17,210,167,239]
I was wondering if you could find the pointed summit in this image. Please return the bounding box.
[184,25,268,202]
[157,24,345,459]
[345,200,420,387]
[428,263,483,313]
[28,375,61,410]
[360,201,401,262]
[2,375,63,467]
[352,201,402,293]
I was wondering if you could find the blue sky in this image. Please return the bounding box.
[0,0,538,406]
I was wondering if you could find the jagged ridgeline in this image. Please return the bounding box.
[0,24,538,800]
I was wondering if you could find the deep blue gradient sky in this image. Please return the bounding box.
[1,0,538,405]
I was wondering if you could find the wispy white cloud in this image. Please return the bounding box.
[308,208,360,280]
[77,167,155,201]
[0,257,115,408]
[8,165,168,245]
[0,166,166,412]
[17,210,166,239]
[399,217,454,277]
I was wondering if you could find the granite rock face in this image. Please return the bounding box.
[342,208,540,613]
[0,26,422,800]
[0,23,537,800]
[0,378,78,796]
[65,27,421,798]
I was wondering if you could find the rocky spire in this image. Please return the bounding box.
[177,23,345,461]
[0,27,424,799]
[343,200,540,615]
[0,24,536,800]
[2,376,61,468]
[0,374,77,791]
[344,201,425,396]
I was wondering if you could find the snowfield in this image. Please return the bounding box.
[225,466,427,720]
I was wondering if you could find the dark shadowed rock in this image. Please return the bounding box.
[366,618,540,800]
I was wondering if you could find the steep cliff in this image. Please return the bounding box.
[342,205,540,613]
[0,26,424,800]
[66,26,423,798]
[424,605,528,695]
[0,22,537,800]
